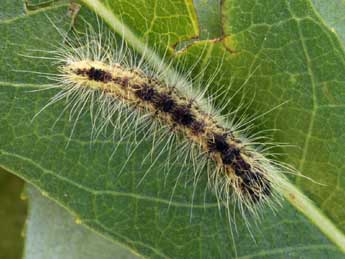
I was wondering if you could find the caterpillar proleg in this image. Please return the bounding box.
[25,15,297,222]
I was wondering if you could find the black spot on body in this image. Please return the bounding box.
[221,150,236,164]
[153,94,175,112]
[135,84,155,101]
[237,158,250,170]
[208,134,229,152]
[171,105,194,126]
[207,134,241,165]
[87,67,112,83]
[233,164,243,177]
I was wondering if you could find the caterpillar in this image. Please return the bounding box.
[65,59,273,203]
[25,16,291,220]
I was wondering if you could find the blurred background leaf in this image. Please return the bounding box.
[24,185,138,259]
[0,168,27,259]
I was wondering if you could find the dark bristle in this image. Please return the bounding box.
[247,189,261,203]
[171,105,194,126]
[262,181,272,196]
[241,171,272,203]
[87,67,112,83]
[256,173,272,196]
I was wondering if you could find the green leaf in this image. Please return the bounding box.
[1,0,345,258]
[0,0,25,20]
[24,185,139,259]
[311,0,345,48]
[221,0,345,247]
[0,168,27,259]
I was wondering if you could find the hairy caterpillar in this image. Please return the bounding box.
[24,16,294,221]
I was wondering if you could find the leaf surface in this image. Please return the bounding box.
[0,0,345,258]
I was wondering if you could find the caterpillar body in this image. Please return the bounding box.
[28,18,289,219]
[65,59,272,204]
